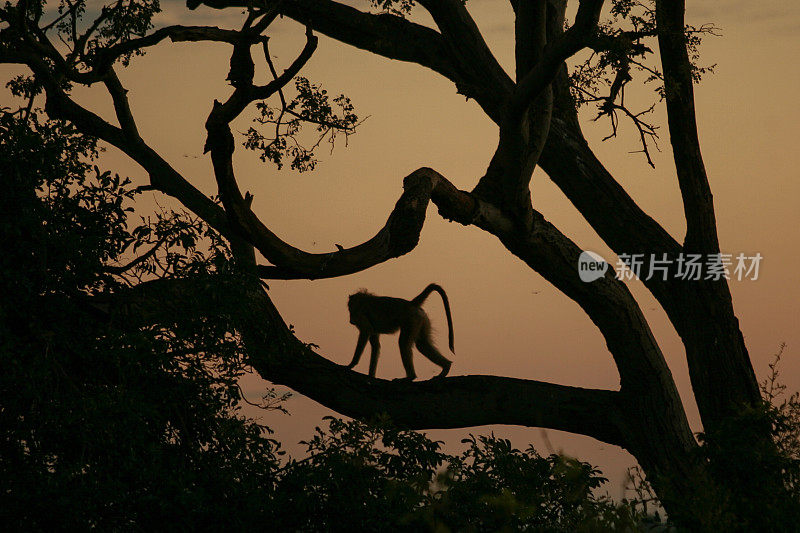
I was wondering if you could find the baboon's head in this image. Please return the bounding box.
[347,290,371,324]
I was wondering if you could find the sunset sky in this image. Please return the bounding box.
[3,0,798,496]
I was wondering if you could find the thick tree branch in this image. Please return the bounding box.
[654,0,719,252]
[468,0,551,229]
[417,0,511,94]
[531,23,685,315]
[495,210,696,460]
[514,0,548,80]
[95,275,628,448]
[541,36,760,426]
[283,370,629,446]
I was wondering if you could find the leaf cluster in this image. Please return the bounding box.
[269,417,653,532]
[22,0,161,70]
[568,0,718,166]
[244,76,360,172]
[680,344,800,529]
[0,112,282,530]
[369,0,417,16]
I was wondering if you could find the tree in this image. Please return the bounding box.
[1,109,656,531]
[0,0,795,527]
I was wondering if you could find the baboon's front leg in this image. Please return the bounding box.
[347,331,368,369]
[368,335,381,378]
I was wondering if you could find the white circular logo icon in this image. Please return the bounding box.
[578,251,608,282]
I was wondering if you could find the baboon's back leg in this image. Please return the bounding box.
[398,324,420,380]
[415,319,452,377]
[415,338,452,377]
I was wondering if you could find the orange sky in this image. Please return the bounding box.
[4,0,799,497]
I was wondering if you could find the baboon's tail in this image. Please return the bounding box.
[412,283,455,352]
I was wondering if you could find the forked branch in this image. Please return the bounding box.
[508,0,605,120]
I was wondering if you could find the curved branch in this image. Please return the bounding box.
[541,93,683,286]
[245,168,510,280]
[183,0,681,278]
